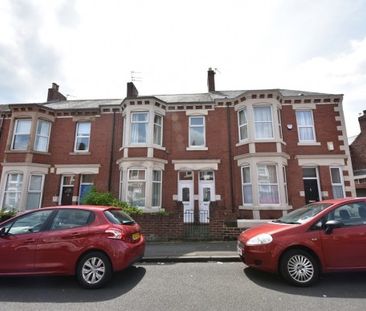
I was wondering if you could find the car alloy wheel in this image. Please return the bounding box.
[280,249,319,286]
[77,251,112,289]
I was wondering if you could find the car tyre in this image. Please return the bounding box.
[77,251,112,289]
[280,249,319,287]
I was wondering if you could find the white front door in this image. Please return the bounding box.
[199,182,214,223]
[179,181,194,223]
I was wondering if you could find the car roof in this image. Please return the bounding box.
[312,197,366,205]
[42,205,114,211]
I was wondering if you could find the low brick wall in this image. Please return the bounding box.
[133,209,244,241]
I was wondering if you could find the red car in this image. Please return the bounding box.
[0,205,145,288]
[237,198,366,286]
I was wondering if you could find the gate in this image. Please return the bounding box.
[183,210,210,240]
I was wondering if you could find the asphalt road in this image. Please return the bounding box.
[0,262,365,311]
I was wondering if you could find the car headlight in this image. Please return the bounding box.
[246,233,273,246]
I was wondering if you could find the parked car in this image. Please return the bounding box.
[0,205,145,288]
[237,198,366,286]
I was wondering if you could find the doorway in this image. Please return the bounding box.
[302,167,321,204]
[178,171,194,223]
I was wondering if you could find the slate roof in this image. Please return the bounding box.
[0,89,341,111]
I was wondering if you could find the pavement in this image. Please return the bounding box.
[142,240,241,263]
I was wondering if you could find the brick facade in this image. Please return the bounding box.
[0,70,356,240]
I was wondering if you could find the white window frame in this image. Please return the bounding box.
[11,119,32,150]
[277,108,283,139]
[34,120,51,152]
[127,168,146,208]
[296,110,316,142]
[330,167,345,199]
[152,170,162,208]
[74,121,91,152]
[254,106,274,139]
[26,174,44,209]
[130,112,149,145]
[153,114,163,146]
[189,116,206,147]
[241,166,253,205]
[283,166,288,204]
[257,164,279,205]
[2,173,24,210]
[238,108,248,141]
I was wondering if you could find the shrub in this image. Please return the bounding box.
[0,209,17,222]
[81,188,143,216]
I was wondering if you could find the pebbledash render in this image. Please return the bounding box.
[0,69,356,240]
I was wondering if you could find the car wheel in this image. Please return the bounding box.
[77,251,112,289]
[280,249,319,287]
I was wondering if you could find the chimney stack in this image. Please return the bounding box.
[207,68,215,92]
[358,110,366,132]
[47,83,66,101]
[127,82,139,98]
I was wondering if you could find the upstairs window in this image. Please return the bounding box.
[74,121,91,152]
[34,120,51,152]
[153,114,163,146]
[12,119,32,150]
[254,106,273,139]
[131,112,148,144]
[238,109,248,141]
[189,116,205,147]
[296,110,315,142]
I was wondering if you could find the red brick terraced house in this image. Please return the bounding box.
[350,110,366,197]
[0,69,356,240]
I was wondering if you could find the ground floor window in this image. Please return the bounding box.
[79,174,95,204]
[127,169,146,207]
[152,170,162,207]
[2,173,23,210]
[26,174,44,209]
[330,167,345,199]
[241,166,253,205]
[257,164,279,204]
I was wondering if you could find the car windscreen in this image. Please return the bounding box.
[273,203,332,224]
[104,209,135,225]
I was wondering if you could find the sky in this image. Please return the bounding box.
[0,0,366,137]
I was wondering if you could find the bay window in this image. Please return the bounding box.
[254,106,273,139]
[152,170,162,207]
[12,119,32,150]
[153,114,163,145]
[34,120,51,152]
[2,173,23,210]
[130,112,148,144]
[257,164,279,204]
[241,166,253,204]
[26,175,44,209]
[238,109,248,141]
[127,169,146,207]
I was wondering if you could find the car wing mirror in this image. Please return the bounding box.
[324,220,342,234]
[0,227,8,237]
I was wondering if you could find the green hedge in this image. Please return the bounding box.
[81,188,143,216]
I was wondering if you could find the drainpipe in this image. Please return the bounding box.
[108,111,116,192]
[226,103,235,213]
[0,114,4,139]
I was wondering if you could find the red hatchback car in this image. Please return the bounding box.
[238,198,366,286]
[0,206,145,288]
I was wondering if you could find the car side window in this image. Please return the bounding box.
[326,202,366,227]
[5,210,53,235]
[50,209,93,230]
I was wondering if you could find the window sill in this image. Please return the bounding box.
[5,150,51,155]
[297,142,321,146]
[239,204,293,210]
[69,152,91,155]
[186,146,208,151]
